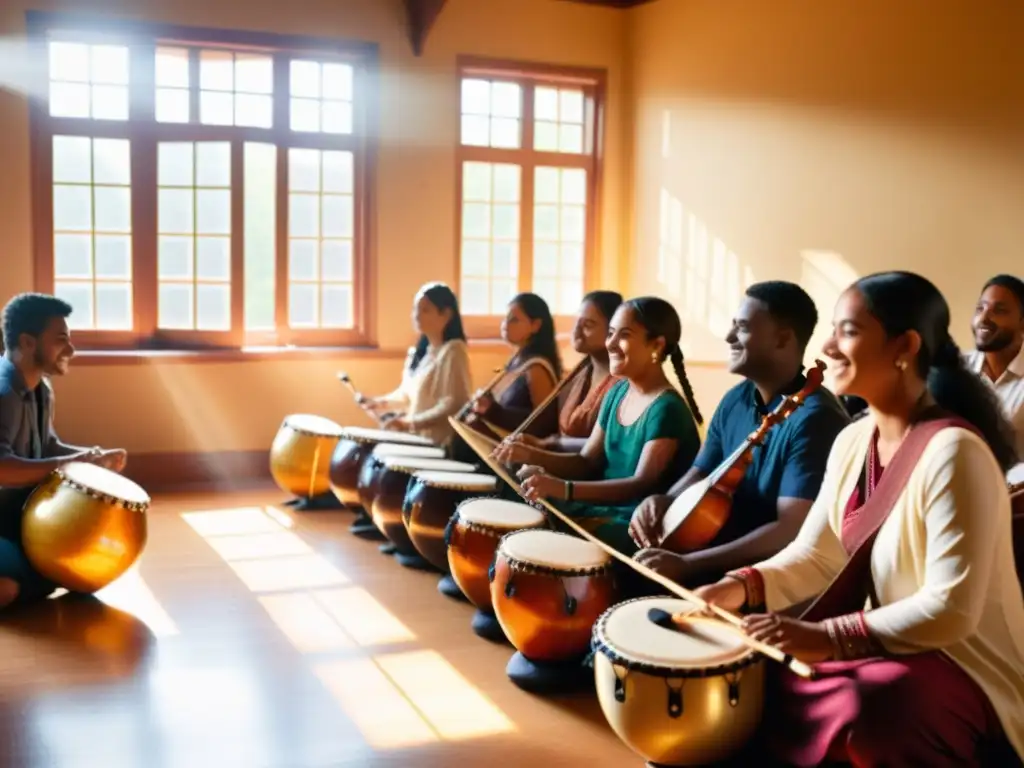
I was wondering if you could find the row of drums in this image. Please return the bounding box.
[269,414,763,767]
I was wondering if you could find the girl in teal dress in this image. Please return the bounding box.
[493,297,704,554]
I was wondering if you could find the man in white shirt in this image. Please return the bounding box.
[964,274,1024,458]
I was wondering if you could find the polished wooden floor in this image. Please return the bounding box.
[0,488,639,768]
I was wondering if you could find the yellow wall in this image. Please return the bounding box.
[627,0,1024,407]
[0,0,626,453]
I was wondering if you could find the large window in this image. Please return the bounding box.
[29,13,376,350]
[456,57,604,335]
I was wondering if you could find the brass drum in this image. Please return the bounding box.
[21,462,150,594]
[593,596,765,766]
[269,414,344,499]
[328,426,435,507]
[357,443,447,514]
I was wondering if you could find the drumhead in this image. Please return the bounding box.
[414,471,497,491]
[339,426,433,446]
[597,596,750,670]
[283,413,344,437]
[62,461,151,505]
[458,498,545,529]
[372,443,445,459]
[381,457,475,473]
[499,529,610,570]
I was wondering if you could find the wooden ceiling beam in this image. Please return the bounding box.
[403,0,449,57]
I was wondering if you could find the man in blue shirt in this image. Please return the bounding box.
[629,281,851,585]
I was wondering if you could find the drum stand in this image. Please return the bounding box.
[471,609,509,644]
[506,651,593,695]
[285,492,342,511]
[349,510,386,540]
[437,574,469,602]
[394,550,435,571]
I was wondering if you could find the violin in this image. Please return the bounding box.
[655,359,828,552]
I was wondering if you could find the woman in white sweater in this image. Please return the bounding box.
[361,283,472,449]
[695,272,1023,766]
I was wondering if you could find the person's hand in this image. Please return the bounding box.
[518,465,564,502]
[633,548,693,584]
[95,448,128,472]
[471,392,494,415]
[742,613,834,663]
[692,578,747,613]
[520,434,544,448]
[383,415,412,432]
[359,396,385,413]
[492,435,537,465]
[628,494,673,548]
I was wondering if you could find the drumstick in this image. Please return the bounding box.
[336,371,362,401]
[448,416,817,680]
[646,608,815,679]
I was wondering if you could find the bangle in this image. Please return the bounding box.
[724,567,765,612]
[565,480,574,502]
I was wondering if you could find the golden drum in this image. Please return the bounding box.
[592,597,764,766]
[21,462,150,594]
[269,414,344,499]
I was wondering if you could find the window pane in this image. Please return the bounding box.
[91,45,129,85]
[561,205,586,242]
[322,152,354,194]
[49,82,90,118]
[54,234,92,279]
[492,204,518,240]
[196,143,231,187]
[534,87,558,122]
[158,189,194,234]
[321,285,353,328]
[462,203,490,238]
[462,162,491,202]
[534,243,558,277]
[534,121,559,152]
[322,64,353,101]
[156,88,190,123]
[290,98,320,132]
[158,236,194,279]
[533,279,558,309]
[559,282,584,315]
[492,242,518,278]
[53,136,92,183]
[91,85,129,120]
[93,139,131,185]
[461,240,489,277]
[197,284,230,330]
[236,94,273,128]
[196,237,230,280]
[460,279,489,315]
[54,282,94,329]
[321,240,353,281]
[321,195,353,238]
[200,91,234,126]
[492,165,520,203]
[491,281,516,313]
[159,284,193,329]
[289,240,318,280]
[322,101,352,134]
[289,148,321,192]
[53,185,92,231]
[94,235,131,279]
[289,284,318,327]
[534,167,560,204]
[49,42,90,82]
[289,194,319,237]
[533,205,559,240]
[290,60,321,98]
[244,142,277,331]
[460,115,489,147]
[490,118,519,149]
[235,54,273,94]
[461,79,490,115]
[156,47,189,88]
[559,123,584,154]
[95,283,132,329]
[196,189,231,235]
[562,169,587,205]
[159,143,194,187]
[560,90,584,123]
[200,51,234,91]
[491,82,521,118]
[561,243,584,278]
[93,186,132,232]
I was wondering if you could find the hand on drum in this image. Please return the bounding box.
[518,465,564,502]
[742,613,833,662]
[94,448,128,472]
[383,415,411,432]
[492,435,536,465]
[633,548,694,584]
[628,494,673,548]
[691,579,747,613]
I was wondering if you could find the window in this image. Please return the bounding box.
[29,13,376,350]
[456,57,604,335]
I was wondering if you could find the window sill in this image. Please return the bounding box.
[70,345,406,366]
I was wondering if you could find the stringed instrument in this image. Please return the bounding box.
[501,355,591,445]
[655,359,828,553]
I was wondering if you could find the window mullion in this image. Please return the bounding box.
[130,41,157,342]
[518,82,535,296]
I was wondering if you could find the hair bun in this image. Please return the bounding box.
[931,336,961,369]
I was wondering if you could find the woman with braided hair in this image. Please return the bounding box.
[493,297,703,554]
[695,271,1023,766]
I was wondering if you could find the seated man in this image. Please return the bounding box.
[0,293,126,610]
[629,281,851,586]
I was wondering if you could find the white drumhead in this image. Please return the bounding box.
[459,498,545,529]
[284,413,344,437]
[62,461,151,505]
[372,443,445,459]
[414,471,496,491]
[1008,463,1024,486]
[500,529,610,569]
[600,597,750,668]
[339,426,433,446]
[381,457,475,473]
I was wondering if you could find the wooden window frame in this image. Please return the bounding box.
[455,55,607,340]
[27,11,379,352]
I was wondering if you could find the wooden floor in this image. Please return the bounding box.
[0,488,640,768]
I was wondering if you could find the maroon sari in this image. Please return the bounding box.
[730,418,1014,767]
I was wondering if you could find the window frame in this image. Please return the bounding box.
[455,55,607,339]
[26,11,379,351]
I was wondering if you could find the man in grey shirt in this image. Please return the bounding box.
[0,293,126,609]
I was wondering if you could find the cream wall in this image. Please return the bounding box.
[0,0,626,453]
[627,0,1024,408]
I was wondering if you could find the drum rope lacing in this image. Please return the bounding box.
[57,470,150,513]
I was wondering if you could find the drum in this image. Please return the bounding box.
[371,456,476,566]
[404,471,499,572]
[21,462,150,594]
[491,529,615,673]
[593,596,765,766]
[328,426,434,508]
[269,414,344,500]
[357,443,447,514]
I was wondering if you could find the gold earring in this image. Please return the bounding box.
[651,352,659,364]
[896,359,908,371]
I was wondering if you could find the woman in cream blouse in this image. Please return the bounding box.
[695,272,1023,766]
[361,283,472,448]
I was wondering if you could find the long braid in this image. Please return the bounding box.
[669,346,703,425]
